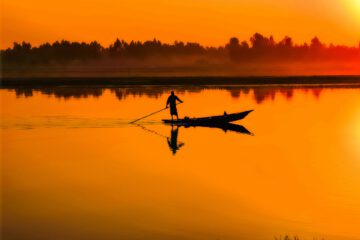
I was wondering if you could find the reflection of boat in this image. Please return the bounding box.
[201,123,252,135]
[182,123,253,135]
[162,110,253,125]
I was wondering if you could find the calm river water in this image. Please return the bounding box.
[1,85,360,240]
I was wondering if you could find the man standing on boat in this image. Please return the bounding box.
[166,91,183,120]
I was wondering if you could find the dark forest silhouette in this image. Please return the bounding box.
[2,33,359,66]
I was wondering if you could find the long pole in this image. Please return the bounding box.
[129,102,182,124]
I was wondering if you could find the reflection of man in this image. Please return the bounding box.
[166,91,183,121]
[167,126,184,155]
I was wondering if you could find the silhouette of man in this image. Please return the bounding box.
[166,91,183,120]
[167,126,184,155]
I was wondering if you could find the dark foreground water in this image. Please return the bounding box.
[1,85,360,240]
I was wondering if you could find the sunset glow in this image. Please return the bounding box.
[2,0,360,239]
[1,0,360,48]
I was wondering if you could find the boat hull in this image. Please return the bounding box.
[162,110,253,125]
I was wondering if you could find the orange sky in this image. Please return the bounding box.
[1,0,360,49]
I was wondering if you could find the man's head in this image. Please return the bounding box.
[171,91,174,95]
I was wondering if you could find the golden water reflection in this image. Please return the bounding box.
[1,86,360,240]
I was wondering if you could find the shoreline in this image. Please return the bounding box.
[1,75,360,87]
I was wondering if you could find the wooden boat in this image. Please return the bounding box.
[162,110,253,125]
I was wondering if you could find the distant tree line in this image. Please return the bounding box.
[1,33,360,65]
[1,41,103,64]
[225,34,360,62]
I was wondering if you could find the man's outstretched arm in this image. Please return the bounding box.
[176,96,183,103]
